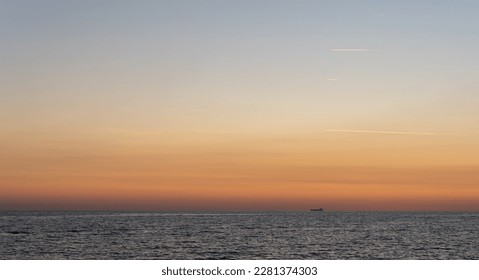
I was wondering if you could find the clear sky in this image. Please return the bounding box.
[1,0,479,210]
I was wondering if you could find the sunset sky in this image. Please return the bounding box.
[1,1,479,211]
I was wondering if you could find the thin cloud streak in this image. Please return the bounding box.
[325,129,440,136]
[330,48,371,52]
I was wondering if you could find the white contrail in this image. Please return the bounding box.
[325,129,439,136]
[330,48,371,52]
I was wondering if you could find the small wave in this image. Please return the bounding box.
[7,231,30,235]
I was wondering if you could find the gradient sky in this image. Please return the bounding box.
[1,0,479,211]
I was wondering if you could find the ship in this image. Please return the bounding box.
[310,208,324,212]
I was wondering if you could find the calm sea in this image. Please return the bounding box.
[1,211,478,259]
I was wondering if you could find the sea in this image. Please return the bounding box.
[1,211,478,259]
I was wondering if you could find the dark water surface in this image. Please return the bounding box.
[1,211,478,259]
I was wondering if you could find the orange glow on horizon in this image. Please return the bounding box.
[2,128,479,211]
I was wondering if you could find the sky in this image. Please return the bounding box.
[1,0,479,211]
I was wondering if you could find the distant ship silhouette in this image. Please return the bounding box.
[310,208,324,212]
